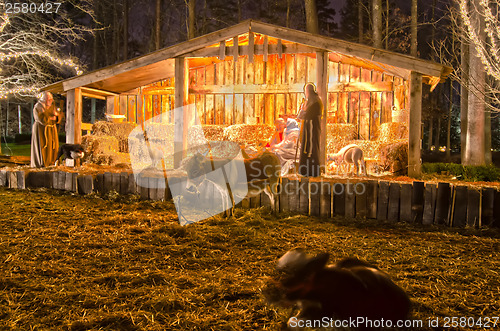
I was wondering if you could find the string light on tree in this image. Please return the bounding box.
[0,0,93,99]
[458,0,500,82]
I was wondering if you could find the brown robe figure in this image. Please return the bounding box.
[297,83,323,177]
[30,92,63,167]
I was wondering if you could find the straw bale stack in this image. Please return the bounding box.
[326,124,357,155]
[92,121,136,138]
[379,139,409,174]
[223,124,275,149]
[82,135,120,165]
[378,123,408,142]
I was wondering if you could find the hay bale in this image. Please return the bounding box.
[379,139,409,174]
[143,123,175,141]
[92,121,136,138]
[223,124,275,148]
[326,124,357,154]
[378,123,408,143]
[82,135,120,165]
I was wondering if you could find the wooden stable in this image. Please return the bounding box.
[43,20,451,176]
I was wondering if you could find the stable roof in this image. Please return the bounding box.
[43,19,452,95]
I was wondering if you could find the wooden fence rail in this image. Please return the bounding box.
[1,170,499,228]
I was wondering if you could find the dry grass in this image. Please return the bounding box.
[1,188,499,330]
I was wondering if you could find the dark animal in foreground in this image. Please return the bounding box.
[264,249,411,329]
[181,149,281,210]
[54,144,85,166]
[328,144,366,176]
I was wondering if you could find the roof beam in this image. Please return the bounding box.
[60,21,249,92]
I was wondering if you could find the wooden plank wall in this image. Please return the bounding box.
[328,67,400,139]
[188,54,311,125]
[111,53,405,129]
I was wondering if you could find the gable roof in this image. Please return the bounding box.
[44,19,452,95]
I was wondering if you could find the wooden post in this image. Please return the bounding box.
[366,180,378,219]
[376,181,390,220]
[280,177,289,212]
[333,183,345,216]
[65,88,82,166]
[174,57,189,168]
[435,182,451,225]
[320,181,331,218]
[482,188,495,227]
[263,36,268,62]
[288,178,299,213]
[299,177,309,214]
[387,183,401,222]
[247,31,254,63]
[400,183,412,222]
[467,188,481,228]
[411,181,425,223]
[422,183,437,225]
[452,186,468,227]
[233,36,238,62]
[91,98,96,123]
[345,183,356,218]
[408,71,422,177]
[219,40,226,61]
[316,51,328,173]
[309,180,321,216]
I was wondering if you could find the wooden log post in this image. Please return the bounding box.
[376,181,390,221]
[8,171,17,189]
[422,183,437,225]
[408,71,422,177]
[355,182,367,218]
[64,172,76,191]
[320,181,332,218]
[57,171,66,190]
[435,182,451,225]
[94,174,104,194]
[103,172,113,195]
[387,183,401,222]
[494,190,500,228]
[400,183,412,222]
[411,181,425,223]
[467,188,481,228]
[128,173,137,195]
[174,57,189,168]
[333,182,345,216]
[77,175,94,195]
[309,180,321,216]
[316,51,328,173]
[482,187,495,227]
[299,177,309,214]
[280,177,290,213]
[452,186,468,227]
[288,178,299,213]
[345,183,356,219]
[247,31,254,64]
[0,170,7,187]
[119,172,129,195]
[65,88,83,167]
[366,180,378,219]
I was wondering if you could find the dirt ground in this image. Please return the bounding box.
[1,188,500,330]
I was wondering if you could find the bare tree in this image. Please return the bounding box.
[372,0,382,48]
[410,0,417,56]
[0,0,94,99]
[305,0,319,34]
[187,0,196,39]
